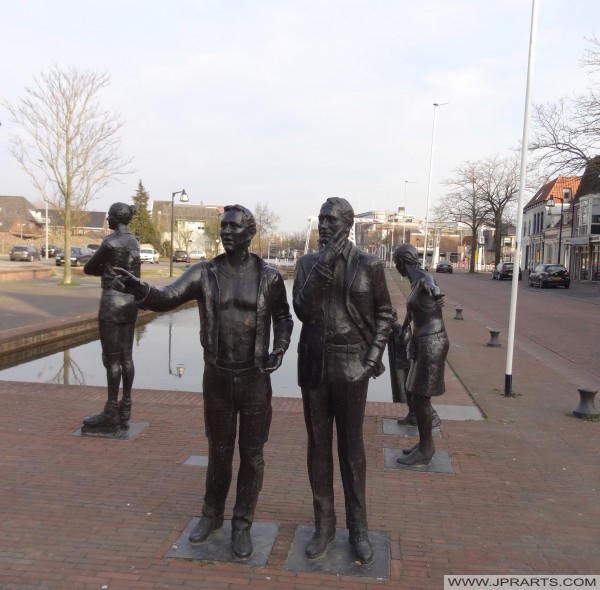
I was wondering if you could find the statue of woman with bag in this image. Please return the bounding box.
[391,243,449,466]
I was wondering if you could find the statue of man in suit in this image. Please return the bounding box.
[293,197,394,564]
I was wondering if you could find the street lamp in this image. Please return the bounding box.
[169,189,189,278]
[423,102,449,268]
[547,196,565,265]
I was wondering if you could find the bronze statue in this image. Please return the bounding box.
[112,204,293,560]
[82,202,141,434]
[392,243,449,466]
[293,197,394,564]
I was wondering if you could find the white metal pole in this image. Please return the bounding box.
[45,200,49,260]
[505,0,539,397]
[423,102,448,268]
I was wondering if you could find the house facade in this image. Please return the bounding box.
[569,156,600,282]
[521,177,581,272]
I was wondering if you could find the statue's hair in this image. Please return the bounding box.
[323,197,355,228]
[393,243,419,266]
[224,204,256,234]
[108,202,136,225]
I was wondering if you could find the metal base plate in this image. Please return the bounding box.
[285,525,390,579]
[73,421,149,440]
[166,518,278,567]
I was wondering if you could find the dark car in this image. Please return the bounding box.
[10,244,41,262]
[435,260,453,273]
[55,247,93,267]
[492,262,521,281]
[87,244,100,252]
[172,250,189,262]
[528,263,570,289]
[40,244,62,258]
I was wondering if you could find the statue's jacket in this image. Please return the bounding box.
[293,243,394,389]
[136,253,293,369]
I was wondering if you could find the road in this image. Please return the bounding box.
[430,268,600,385]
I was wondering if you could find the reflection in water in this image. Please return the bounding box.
[52,349,86,386]
[0,282,395,403]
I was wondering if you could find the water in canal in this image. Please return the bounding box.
[0,283,395,403]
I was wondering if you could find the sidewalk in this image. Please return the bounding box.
[0,271,599,589]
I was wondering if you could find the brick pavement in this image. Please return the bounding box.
[0,271,599,589]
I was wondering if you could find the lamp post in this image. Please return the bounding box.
[547,196,565,265]
[403,180,418,244]
[423,102,449,269]
[44,199,49,260]
[169,189,188,278]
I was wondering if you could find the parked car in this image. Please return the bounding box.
[187,250,207,261]
[40,244,62,258]
[55,247,94,266]
[492,262,521,281]
[418,258,429,271]
[10,244,40,262]
[172,250,189,263]
[528,264,570,289]
[140,247,160,264]
[87,244,100,252]
[435,260,453,274]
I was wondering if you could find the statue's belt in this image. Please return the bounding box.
[324,342,366,353]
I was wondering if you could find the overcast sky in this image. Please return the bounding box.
[0,1,595,233]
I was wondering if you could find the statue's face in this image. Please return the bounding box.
[220,210,254,253]
[395,258,407,277]
[107,212,119,231]
[318,203,350,248]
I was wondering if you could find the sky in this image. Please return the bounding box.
[0,0,596,234]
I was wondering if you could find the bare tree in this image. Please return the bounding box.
[435,161,489,273]
[253,201,280,257]
[2,63,133,284]
[477,154,521,266]
[531,35,600,176]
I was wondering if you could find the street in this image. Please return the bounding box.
[430,268,600,384]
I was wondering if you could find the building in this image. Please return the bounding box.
[569,156,600,282]
[521,177,581,271]
[151,201,223,255]
[0,194,108,242]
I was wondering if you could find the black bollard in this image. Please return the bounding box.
[573,387,599,419]
[486,329,501,347]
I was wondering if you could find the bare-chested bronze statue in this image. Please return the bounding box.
[112,204,293,560]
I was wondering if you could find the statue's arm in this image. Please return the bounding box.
[270,272,294,353]
[292,256,332,322]
[365,260,395,370]
[113,264,202,312]
[83,242,110,276]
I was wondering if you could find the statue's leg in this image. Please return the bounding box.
[301,383,336,558]
[334,376,373,564]
[397,391,417,426]
[189,363,235,545]
[396,396,435,466]
[82,320,123,432]
[119,322,136,428]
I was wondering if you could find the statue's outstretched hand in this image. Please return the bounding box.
[112,267,143,295]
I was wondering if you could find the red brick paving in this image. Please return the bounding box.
[0,273,599,589]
